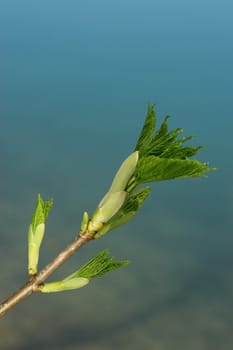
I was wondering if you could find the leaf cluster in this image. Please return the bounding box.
[134,104,216,184]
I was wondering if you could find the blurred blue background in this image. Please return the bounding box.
[0,1,232,349]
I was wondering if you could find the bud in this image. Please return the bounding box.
[99,151,139,207]
[39,277,89,293]
[28,194,53,275]
[28,223,45,275]
[88,191,127,233]
[80,211,89,232]
[88,152,139,237]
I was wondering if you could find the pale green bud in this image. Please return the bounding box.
[88,152,138,236]
[34,223,45,247]
[39,277,89,293]
[99,151,139,207]
[80,211,89,232]
[100,191,127,221]
[28,223,45,275]
[89,191,127,233]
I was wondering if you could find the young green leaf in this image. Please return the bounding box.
[134,104,156,155]
[32,194,53,232]
[69,249,129,279]
[135,156,214,183]
[134,104,212,164]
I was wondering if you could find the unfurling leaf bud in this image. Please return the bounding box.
[38,249,129,293]
[28,194,53,275]
[88,152,139,237]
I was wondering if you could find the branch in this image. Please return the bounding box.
[0,232,91,317]
[0,104,216,317]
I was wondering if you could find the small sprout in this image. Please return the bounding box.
[38,249,129,293]
[28,194,53,275]
[80,211,89,232]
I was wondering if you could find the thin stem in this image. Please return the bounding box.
[0,232,93,317]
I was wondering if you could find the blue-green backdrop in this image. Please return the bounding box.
[0,1,232,349]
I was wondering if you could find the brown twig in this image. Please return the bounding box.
[0,232,92,317]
